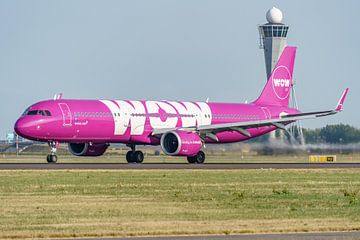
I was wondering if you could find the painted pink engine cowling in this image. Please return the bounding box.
[160,130,202,156]
[68,143,109,156]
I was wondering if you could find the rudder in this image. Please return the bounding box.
[253,46,297,107]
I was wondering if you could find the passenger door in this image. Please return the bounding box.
[58,103,72,126]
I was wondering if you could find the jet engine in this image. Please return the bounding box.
[68,143,109,156]
[160,130,202,156]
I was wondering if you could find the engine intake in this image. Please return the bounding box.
[160,130,202,156]
[68,143,109,156]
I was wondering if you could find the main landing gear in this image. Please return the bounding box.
[126,144,144,163]
[187,151,205,164]
[46,141,58,163]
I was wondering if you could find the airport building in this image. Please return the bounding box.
[258,7,304,144]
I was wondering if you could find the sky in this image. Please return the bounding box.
[0,0,359,137]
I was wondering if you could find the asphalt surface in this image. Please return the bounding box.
[58,232,360,240]
[0,162,360,170]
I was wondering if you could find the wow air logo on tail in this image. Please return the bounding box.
[271,65,291,100]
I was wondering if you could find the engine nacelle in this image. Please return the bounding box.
[160,130,202,156]
[68,143,109,157]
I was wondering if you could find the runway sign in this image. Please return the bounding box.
[309,155,336,163]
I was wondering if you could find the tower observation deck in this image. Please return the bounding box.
[258,7,289,79]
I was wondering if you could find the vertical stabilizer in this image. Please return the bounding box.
[253,46,296,107]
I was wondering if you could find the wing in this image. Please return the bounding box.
[152,88,349,140]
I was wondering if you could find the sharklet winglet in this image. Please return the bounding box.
[335,88,349,112]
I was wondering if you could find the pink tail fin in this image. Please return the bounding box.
[253,46,297,107]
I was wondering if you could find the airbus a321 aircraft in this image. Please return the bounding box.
[14,46,348,163]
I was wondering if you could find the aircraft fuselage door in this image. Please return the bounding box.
[58,103,72,126]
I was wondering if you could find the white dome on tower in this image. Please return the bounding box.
[266,7,283,24]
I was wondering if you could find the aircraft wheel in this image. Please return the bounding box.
[133,151,144,163]
[126,151,134,163]
[187,156,196,164]
[195,151,205,164]
[46,155,57,163]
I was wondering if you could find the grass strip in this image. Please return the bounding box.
[0,169,360,238]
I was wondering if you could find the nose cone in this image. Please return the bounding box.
[14,118,36,139]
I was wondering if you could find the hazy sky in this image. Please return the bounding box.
[0,0,358,137]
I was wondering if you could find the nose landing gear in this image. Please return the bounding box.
[47,141,58,163]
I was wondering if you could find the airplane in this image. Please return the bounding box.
[14,46,348,164]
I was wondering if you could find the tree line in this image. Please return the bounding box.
[247,124,360,144]
[303,124,360,144]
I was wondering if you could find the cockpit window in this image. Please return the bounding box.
[38,110,46,116]
[25,110,52,116]
[27,110,38,115]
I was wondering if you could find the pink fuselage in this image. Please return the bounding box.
[14,99,300,145]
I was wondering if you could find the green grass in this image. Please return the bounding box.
[0,169,360,238]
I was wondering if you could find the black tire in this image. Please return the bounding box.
[133,151,144,163]
[126,151,134,163]
[195,151,205,164]
[187,156,196,164]
[46,155,57,163]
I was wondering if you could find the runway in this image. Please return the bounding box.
[1,162,360,170]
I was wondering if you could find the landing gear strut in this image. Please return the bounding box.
[126,144,144,163]
[46,141,58,163]
[187,151,205,164]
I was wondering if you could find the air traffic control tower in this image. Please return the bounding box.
[258,7,289,78]
[258,7,305,144]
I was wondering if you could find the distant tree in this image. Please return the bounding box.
[303,124,360,144]
[319,124,360,144]
[244,124,360,144]
[303,128,322,144]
